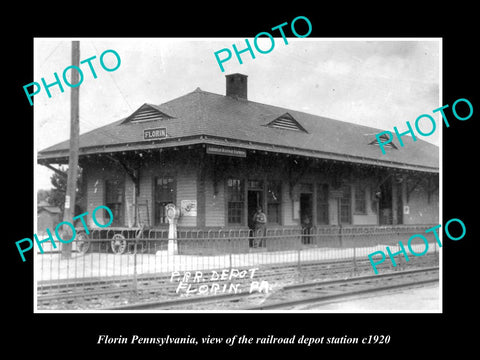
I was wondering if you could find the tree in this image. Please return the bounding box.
[37,188,50,204]
[49,166,84,215]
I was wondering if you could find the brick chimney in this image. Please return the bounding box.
[225,73,248,100]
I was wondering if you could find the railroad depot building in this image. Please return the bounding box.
[37,73,439,251]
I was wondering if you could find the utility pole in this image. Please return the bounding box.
[61,40,80,259]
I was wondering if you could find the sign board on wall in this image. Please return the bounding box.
[181,200,197,216]
[206,145,246,158]
[143,127,167,140]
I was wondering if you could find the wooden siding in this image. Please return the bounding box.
[135,168,152,227]
[282,181,296,226]
[352,177,378,225]
[176,166,197,227]
[205,173,225,227]
[83,161,127,228]
[403,183,439,225]
[136,158,197,228]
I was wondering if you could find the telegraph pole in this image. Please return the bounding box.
[61,40,80,259]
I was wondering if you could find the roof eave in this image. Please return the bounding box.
[37,135,439,174]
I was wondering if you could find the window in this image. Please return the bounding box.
[316,184,329,225]
[227,178,244,225]
[154,177,175,226]
[299,183,313,193]
[340,185,351,224]
[248,180,263,190]
[267,180,282,224]
[354,183,367,214]
[105,179,124,226]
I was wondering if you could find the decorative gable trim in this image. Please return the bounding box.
[121,104,174,124]
[265,112,308,133]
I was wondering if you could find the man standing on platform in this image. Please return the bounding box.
[252,206,267,248]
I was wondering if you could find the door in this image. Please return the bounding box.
[300,193,313,244]
[379,179,393,225]
[105,178,125,226]
[247,189,264,230]
[395,182,403,225]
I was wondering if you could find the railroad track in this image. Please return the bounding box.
[105,266,439,310]
[37,254,438,310]
[247,266,439,310]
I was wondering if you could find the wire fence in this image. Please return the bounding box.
[35,224,441,285]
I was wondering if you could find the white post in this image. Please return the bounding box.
[167,216,178,255]
[165,204,179,255]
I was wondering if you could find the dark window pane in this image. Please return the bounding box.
[267,203,280,224]
[105,179,124,226]
[355,184,366,214]
[340,185,351,224]
[228,202,243,224]
[316,183,329,225]
[154,177,175,225]
[267,180,281,224]
[227,178,244,225]
[248,180,263,190]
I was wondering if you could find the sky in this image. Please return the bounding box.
[34,38,441,190]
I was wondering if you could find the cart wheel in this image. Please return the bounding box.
[111,234,127,254]
[77,232,90,254]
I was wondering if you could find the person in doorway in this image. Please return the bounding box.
[252,206,267,247]
[302,214,312,244]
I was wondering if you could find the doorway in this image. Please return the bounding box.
[379,179,393,225]
[395,182,403,225]
[248,188,264,247]
[248,190,264,228]
[300,193,313,244]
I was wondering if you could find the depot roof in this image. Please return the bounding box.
[38,83,439,173]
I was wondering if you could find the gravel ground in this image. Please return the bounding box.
[292,283,440,312]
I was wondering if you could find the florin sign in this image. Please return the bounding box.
[143,127,167,140]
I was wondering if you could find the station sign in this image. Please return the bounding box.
[206,145,246,158]
[143,127,167,140]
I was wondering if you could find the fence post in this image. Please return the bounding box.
[353,243,357,275]
[396,242,403,271]
[297,247,303,283]
[132,234,138,296]
[338,225,343,247]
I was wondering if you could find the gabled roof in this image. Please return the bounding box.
[38,87,439,173]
